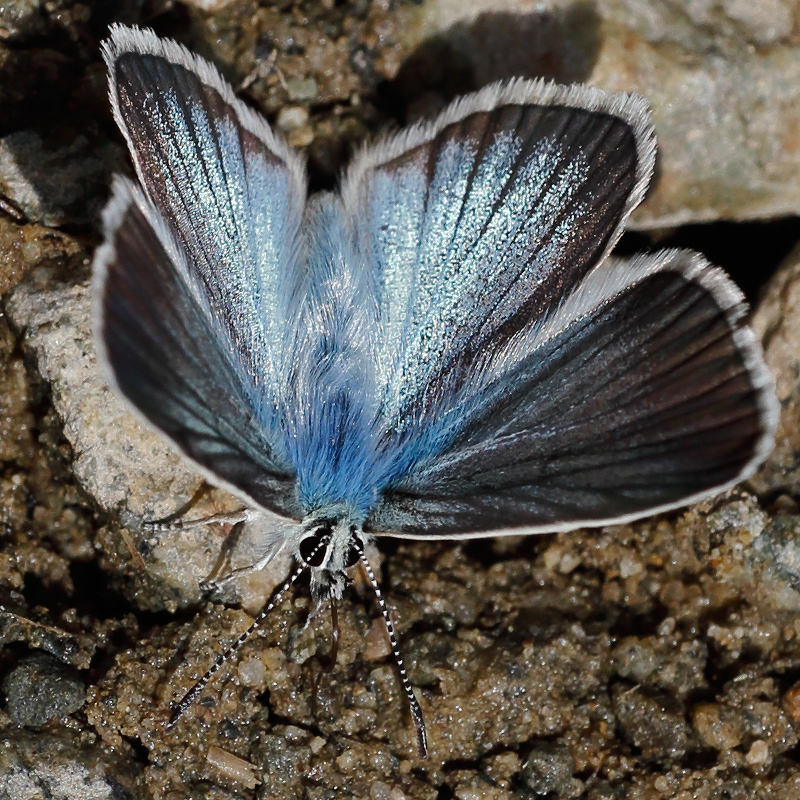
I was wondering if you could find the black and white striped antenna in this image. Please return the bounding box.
[166,555,311,730]
[356,541,428,759]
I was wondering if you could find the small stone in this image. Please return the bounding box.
[287,126,315,149]
[782,680,800,722]
[613,637,658,683]
[613,685,691,759]
[370,782,392,800]
[180,0,238,9]
[543,544,562,571]
[521,743,575,795]
[692,703,744,750]
[619,553,644,578]
[336,748,358,772]
[237,655,267,689]
[658,617,677,636]
[0,0,47,43]
[559,551,581,574]
[285,76,318,102]
[745,739,770,765]
[3,652,85,727]
[276,106,310,132]
[363,617,392,660]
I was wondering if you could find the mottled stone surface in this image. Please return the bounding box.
[0,1,798,799]
[3,651,85,727]
[0,729,148,800]
[0,131,122,227]
[414,0,800,229]
[752,241,800,498]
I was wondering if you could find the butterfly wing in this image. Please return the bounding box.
[339,80,775,536]
[365,250,776,537]
[342,79,655,477]
[94,25,305,517]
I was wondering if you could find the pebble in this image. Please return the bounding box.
[3,652,84,727]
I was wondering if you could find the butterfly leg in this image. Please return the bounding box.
[200,546,285,594]
[142,508,257,534]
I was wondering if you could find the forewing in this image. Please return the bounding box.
[365,251,777,537]
[94,178,300,518]
[102,24,306,395]
[342,79,655,461]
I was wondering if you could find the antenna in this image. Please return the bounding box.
[166,558,307,730]
[357,543,428,759]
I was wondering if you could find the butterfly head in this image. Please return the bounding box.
[297,513,364,601]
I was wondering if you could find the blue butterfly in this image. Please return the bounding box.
[93,24,777,758]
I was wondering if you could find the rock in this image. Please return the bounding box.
[0,217,81,296]
[4,270,291,613]
[751,241,800,497]
[0,607,95,671]
[5,274,205,520]
[612,635,708,696]
[404,0,800,228]
[612,684,692,759]
[692,702,744,751]
[181,0,239,12]
[782,680,800,724]
[750,516,800,607]
[0,131,123,227]
[520,742,576,795]
[3,652,85,727]
[275,105,310,132]
[722,675,798,761]
[285,76,318,102]
[0,728,148,800]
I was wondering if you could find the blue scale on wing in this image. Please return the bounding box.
[99,37,308,516]
[113,50,303,432]
[344,102,638,492]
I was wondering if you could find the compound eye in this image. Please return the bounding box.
[299,527,330,567]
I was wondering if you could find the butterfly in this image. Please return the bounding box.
[93,24,777,759]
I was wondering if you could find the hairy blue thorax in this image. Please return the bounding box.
[279,194,383,518]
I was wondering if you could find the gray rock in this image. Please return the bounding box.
[411,0,800,228]
[520,742,575,795]
[5,274,203,521]
[751,241,800,498]
[4,270,291,613]
[749,516,800,610]
[0,608,95,670]
[3,652,84,727]
[0,131,123,227]
[612,684,692,759]
[0,729,147,800]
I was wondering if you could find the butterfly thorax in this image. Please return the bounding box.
[281,194,386,519]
